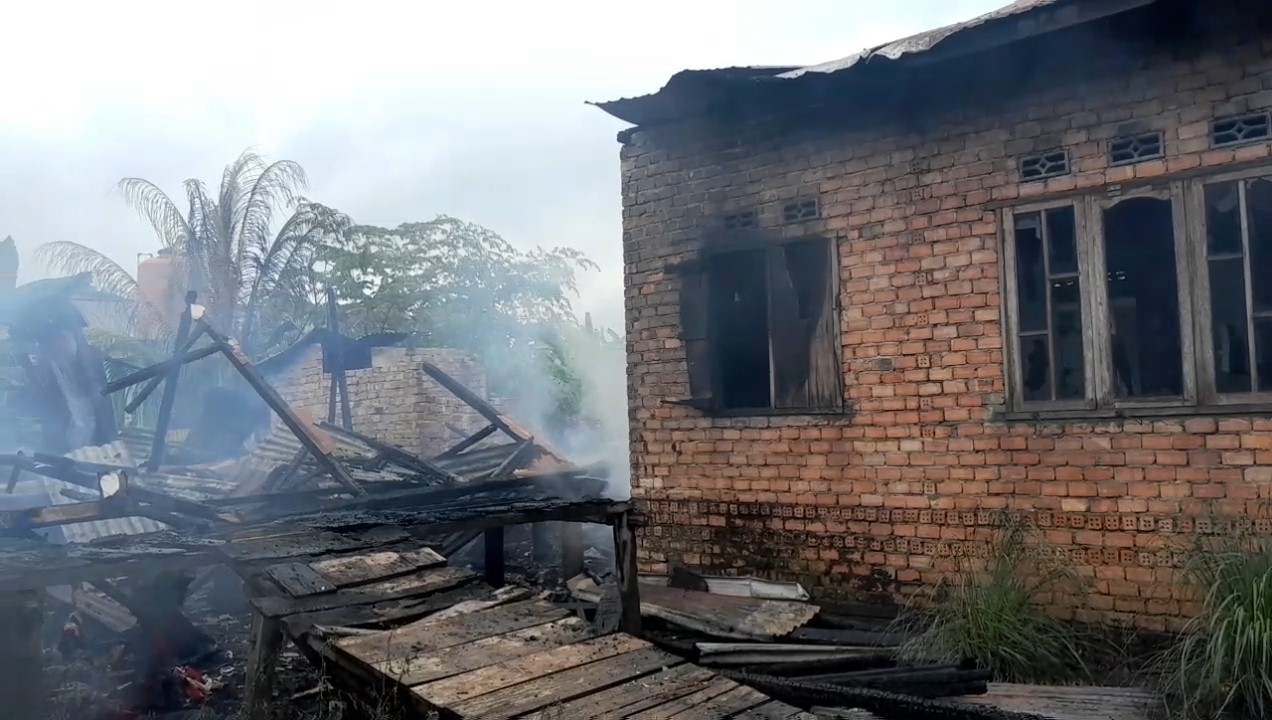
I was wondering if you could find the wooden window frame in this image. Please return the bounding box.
[675,231,846,417]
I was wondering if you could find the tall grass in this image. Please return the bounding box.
[894,516,1088,683]
[1163,529,1272,719]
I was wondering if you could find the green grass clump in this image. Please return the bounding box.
[894,516,1088,683]
[1163,530,1272,719]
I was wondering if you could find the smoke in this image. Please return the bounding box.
[481,318,630,499]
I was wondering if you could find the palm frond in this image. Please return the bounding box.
[117,178,193,250]
[34,242,140,299]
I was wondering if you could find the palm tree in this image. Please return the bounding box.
[36,150,350,354]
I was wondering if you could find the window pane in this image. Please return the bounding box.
[1014,213,1047,332]
[1209,257,1252,394]
[1050,279,1085,399]
[1257,318,1272,392]
[1246,177,1272,313]
[1102,197,1184,398]
[1205,181,1243,256]
[1047,206,1078,275]
[1020,335,1052,402]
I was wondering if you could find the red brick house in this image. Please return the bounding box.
[597,0,1272,631]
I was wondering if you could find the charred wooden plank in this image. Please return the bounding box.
[624,678,741,720]
[520,664,718,720]
[613,510,642,635]
[318,421,464,485]
[438,424,498,458]
[266,562,338,597]
[283,583,492,636]
[674,684,770,719]
[199,320,366,496]
[244,611,286,720]
[251,566,478,618]
[281,498,630,538]
[309,547,445,587]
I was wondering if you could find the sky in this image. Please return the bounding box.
[0,0,1001,333]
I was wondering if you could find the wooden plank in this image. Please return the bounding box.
[284,584,492,635]
[521,665,717,720]
[266,562,337,597]
[624,678,740,720]
[444,644,681,720]
[417,634,651,706]
[383,615,595,686]
[735,700,808,719]
[223,529,376,562]
[243,612,285,720]
[613,511,641,634]
[253,566,477,618]
[484,527,505,588]
[336,599,569,663]
[670,684,769,719]
[310,548,445,587]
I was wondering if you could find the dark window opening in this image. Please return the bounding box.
[1109,132,1164,166]
[1211,113,1272,149]
[678,237,843,414]
[1013,206,1085,402]
[1019,150,1070,181]
[1204,176,1272,394]
[1102,197,1184,399]
[709,250,772,410]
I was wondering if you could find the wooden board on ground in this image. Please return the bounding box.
[957,683,1165,720]
[445,645,683,720]
[266,562,337,597]
[336,599,569,663]
[623,678,740,720]
[666,684,770,719]
[416,633,653,707]
[519,664,718,720]
[253,566,477,617]
[382,616,597,686]
[735,700,820,719]
[283,584,493,634]
[310,547,445,586]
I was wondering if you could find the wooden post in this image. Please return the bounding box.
[561,522,584,580]
[612,511,641,635]
[484,526,506,588]
[0,590,45,719]
[147,292,194,471]
[325,288,353,431]
[243,611,285,720]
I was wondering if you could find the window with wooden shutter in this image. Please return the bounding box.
[677,263,716,410]
[673,235,844,414]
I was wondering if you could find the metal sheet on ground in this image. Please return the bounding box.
[416,633,652,707]
[385,616,596,686]
[446,645,682,720]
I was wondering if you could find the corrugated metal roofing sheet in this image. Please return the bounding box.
[593,0,1158,126]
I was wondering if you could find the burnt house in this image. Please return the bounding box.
[599,0,1272,631]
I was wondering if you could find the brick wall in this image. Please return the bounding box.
[622,11,1272,631]
[276,344,490,457]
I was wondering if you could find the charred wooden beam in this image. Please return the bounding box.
[148,293,196,471]
[484,527,505,588]
[279,499,630,540]
[319,421,463,485]
[561,521,585,579]
[325,288,354,431]
[0,497,129,529]
[437,423,498,458]
[244,611,286,720]
[485,438,536,480]
[613,509,642,635]
[420,362,570,465]
[199,320,366,497]
[0,590,46,719]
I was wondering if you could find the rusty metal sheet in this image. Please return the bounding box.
[568,576,818,641]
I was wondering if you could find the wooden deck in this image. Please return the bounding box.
[334,597,815,719]
[239,533,813,720]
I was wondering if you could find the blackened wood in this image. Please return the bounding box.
[438,423,497,458]
[561,521,584,579]
[530,522,551,565]
[613,510,642,635]
[244,611,286,720]
[420,362,571,465]
[484,526,505,588]
[200,320,366,496]
[122,342,218,413]
[325,288,353,430]
[485,438,535,480]
[284,498,630,538]
[0,590,45,720]
[147,294,194,471]
[5,455,22,493]
[266,562,338,597]
[318,421,463,485]
[251,566,478,618]
[788,626,904,647]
